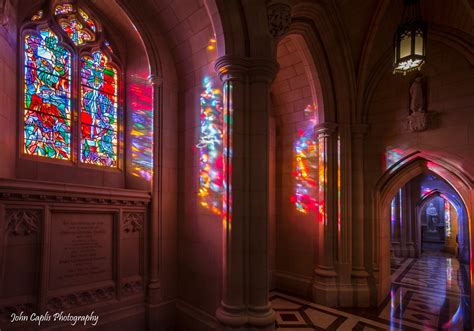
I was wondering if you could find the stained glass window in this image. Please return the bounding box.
[80,51,118,166]
[23,3,121,168]
[59,16,95,45]
[24,29,71,159]
[78,8,97,32]
[54,4,73,15]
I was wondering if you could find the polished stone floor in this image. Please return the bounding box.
[271,252,470,330]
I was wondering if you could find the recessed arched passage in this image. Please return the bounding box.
[373,154,473,328]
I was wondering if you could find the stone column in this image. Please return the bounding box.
[312,122,338,307]
[215,56,278,331]
[350,124,369,306]
[147,74,162,305]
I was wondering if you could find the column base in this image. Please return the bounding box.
[312,266,338,307]
[351,268,370,307]
[216,303,275,331]
[147,280,162,305]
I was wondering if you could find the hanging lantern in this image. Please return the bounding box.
[393,0,427,75]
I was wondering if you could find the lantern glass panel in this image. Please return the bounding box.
[415,30,423,55]
[400,32,412,58]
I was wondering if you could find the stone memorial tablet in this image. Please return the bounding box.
[50,212,114,289]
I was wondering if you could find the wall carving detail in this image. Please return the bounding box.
[123,212,144,233]
[47,286,115,311]
[6,209,40,236]
[122,279,143,296]
[267,3,291,39]
[1,192,148,206]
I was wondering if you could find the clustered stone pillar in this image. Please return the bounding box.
[312,122,338,307]
[390,186,417,258]
[147,74,163,305]
[215,55,278,331]
[350,124,369,306]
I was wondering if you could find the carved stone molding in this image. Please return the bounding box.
[148,74,163,87]
[215,56,278,83]
[267,3,292,39]
[314,122,338,138]
[123,212,144,233]
[0,179,151,207]
[6,209,40,236]
[47,286,115,311]
[0,192,148,206]
[121,278,143,296]
[404,111,438,133]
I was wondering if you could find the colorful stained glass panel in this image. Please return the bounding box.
[80,51,118,167]
[59,17,94,45]
[31,10,43,21]
[24,29,71,159]
[78,8,97,32]
[54,4,73,15]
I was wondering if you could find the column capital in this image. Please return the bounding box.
[351,124,369,137]
[147,74,163,86]
[314,122,337,138]
[215,55,278,83]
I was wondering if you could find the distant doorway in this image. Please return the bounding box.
[419,195,458,256]
[383,167,471,329]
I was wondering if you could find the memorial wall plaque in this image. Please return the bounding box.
[50,212,114,289]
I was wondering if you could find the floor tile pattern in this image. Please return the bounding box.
[271,253,470,330]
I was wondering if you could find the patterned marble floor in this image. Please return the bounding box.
[271,253,470,330]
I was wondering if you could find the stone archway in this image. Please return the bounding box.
[373,154,473,318]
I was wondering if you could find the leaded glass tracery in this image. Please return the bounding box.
[22,2,121,168]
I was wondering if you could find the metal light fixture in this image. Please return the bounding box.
[393,0,427,75]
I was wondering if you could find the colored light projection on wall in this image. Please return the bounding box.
[291,105,318,214]
[222,82,233,227]
[390,196,396,240]
[444,199,452,238]
[129,76,153,181]
[80,51,118,167]
[385,147,406,169]
[24,29,71,159]
[196,77,224,215]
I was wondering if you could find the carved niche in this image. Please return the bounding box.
[6,209,40,236]
[121,278,143,296]
[267,3,291,39]
[123,212,144,233]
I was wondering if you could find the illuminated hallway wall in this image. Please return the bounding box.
[270,35,320,294]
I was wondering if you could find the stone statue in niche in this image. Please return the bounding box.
[405,75,430,132]
[410,76,424,113]
[426,202,438,232]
